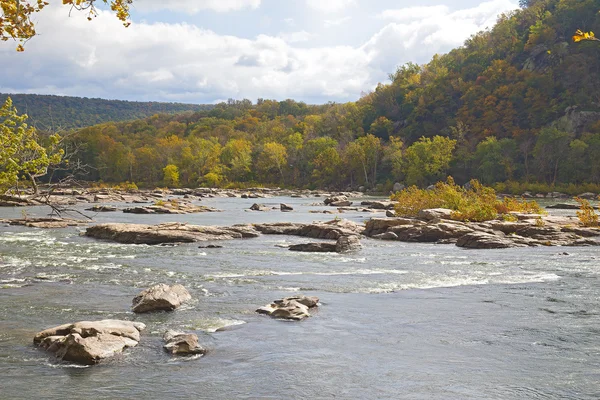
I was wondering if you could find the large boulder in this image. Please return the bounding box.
[256,296,319,321]
[456,232,520,249]
[163,330,207,356]
[34,320,145,365]
[335,235,362,253]
[132,284,192,313]
[280,203,294,212]
[324,195,348,206]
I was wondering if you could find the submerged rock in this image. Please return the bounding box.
[1,217,89,228]
[256,296,319,321]
[163,330,207,356]
[289,242,337,252]
[34,320,146,365]
[132,284,192,313]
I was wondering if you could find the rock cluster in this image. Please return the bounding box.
[256,296,319,320]
[363,210,600,249]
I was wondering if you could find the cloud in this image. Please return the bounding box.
[135,0,262,14]
[324,16,352,28]
[278,31,314,43]
[305,0,356,13]
[0,0,518,104]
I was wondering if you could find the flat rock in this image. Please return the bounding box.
[163,330,207,356]
[456,232,520,249]
[34,320,145,365]
[288,242,337,252]
[417,208,454,221]
[85,222,260,244]
[132,284,192,313]
[123,202,220,214]
[1,217,89,228]
[86,205,118,212]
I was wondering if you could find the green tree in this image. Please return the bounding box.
[256,142,288,184]
[0,97,62,194]
[473,137,518,184]
[533,127,571,185]
[403,136,456,186]
[221,138,253,182]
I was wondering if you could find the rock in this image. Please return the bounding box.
[324,195,348,205]
[163,330,207,356]
[386,210,396,217]
[545,203,580,210]
[86,205,118,212]
[280,203,294,212]
[85,222,260,245]
[1,217,90,229]
[34,320,145,365]
[577,192,597,200]
[363,217,420,237]
[198,244,224,249]
[132,284,192,313]
[288,242,337,252]
[257,296,319,320]
[123,202,220,214]
[255,219,362,240]
[249,203,270,212]
[372,232,399,240]
[417,208,454,221]
[330,200,353,207]
[361,200,396,210]
[456,232,520,249]
[393,182,405,192]
[335,235,362,253]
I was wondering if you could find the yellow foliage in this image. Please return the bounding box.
[391,177,544,222]
[573,29,599,43]
[575,197,599,227]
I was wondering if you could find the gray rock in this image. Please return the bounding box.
[335,235,362,253]
[257,296,319,320]
[163,330,206,356]
[456,232,519,249]
[34,320,146,365]
[280,203,294,212]
[417,208,454,221]
[392,182,405,192]
[330,200,353,207]
[132,284,192,313]
[249,203,270,212]
[324,195,348,205]
[386,210,396,217]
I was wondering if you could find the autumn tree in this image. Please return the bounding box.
[402,136,456,187]
[1,0,132,51]
[256,142,287,184]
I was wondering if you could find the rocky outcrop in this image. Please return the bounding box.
[364,215,600,249]
[163,330,207,356]
[132,284,192,313]
[85,222,260,244]
[34,320,145,365]
[1,217,90,228]
[123,202,220,214]
[256,296,319,321]
[255,219,362,239]
[324,195,348,206]
[361,200,397,210]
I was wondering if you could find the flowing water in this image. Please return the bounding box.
[0,196,599,399]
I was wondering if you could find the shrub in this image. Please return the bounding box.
[575,197,599,227]
[391,177,544,222]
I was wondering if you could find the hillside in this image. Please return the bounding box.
[0,93,213,130]
[63,0,600,190]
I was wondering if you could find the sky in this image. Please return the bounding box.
[0,0,519,104]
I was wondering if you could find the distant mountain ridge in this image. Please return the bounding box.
[0,93,213,130]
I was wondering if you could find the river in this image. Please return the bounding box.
[0,195,598,399]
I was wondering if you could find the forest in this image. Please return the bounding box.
[22,0,600,192]
[0,93,212,130]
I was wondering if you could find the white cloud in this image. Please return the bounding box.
[324,16,352,28]
[379,6,449,23]
[305,0,356,13]
[135,0,261,14]
[0,0,519,104]
[278,31,314,43]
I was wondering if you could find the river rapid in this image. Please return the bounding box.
[0,196,598,399]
